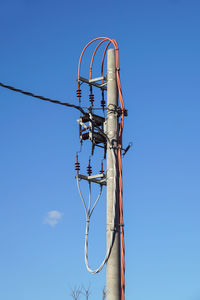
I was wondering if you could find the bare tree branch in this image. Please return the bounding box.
[82,284,91,300]
[71,286,82,300]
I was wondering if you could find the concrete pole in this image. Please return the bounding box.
[106,49,121,300]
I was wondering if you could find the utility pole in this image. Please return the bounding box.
[106,49,121,300]
[0,36,126,300]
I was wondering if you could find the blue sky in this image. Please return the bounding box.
[0,0,200,299]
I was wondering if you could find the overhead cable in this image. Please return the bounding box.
[0,81,110,144]
[0,81,85,115]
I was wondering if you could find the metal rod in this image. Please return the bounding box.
[76,174,106,185]
[89,76,105,83]
[106,49,121,300]
[78,76,107,90]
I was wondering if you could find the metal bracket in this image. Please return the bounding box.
[122,142,132,157]
[76,173,106,185]
[89,76,106,83]
[78,76,107,90]
[116,107,128,117]
[107,105,128,117]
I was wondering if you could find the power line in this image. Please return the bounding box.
[0,81,85,115]
[0,81,111,145]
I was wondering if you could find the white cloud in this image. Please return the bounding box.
[43,210,63,227]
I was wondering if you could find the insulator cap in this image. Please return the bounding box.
[87,159,92,176]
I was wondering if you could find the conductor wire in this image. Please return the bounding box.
[76,140,117,274]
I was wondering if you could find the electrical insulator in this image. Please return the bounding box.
[100,161,104,174]
[87,158,92,176]
[76,89,82,102]
[75,154,80,175]
[89,86,94,106]
[101,90,105,110]
[76,84,82,102]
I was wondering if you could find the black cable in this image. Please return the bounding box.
[0,82,85,115]
[0,81,109,142]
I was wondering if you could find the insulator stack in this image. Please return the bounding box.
[101,90,105,110]
[76,89,82,102]
[87,158,92,176]
[89,86,94,106]
[76,84,82,102]
[100,161,104,174]
[75,154,80,175]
